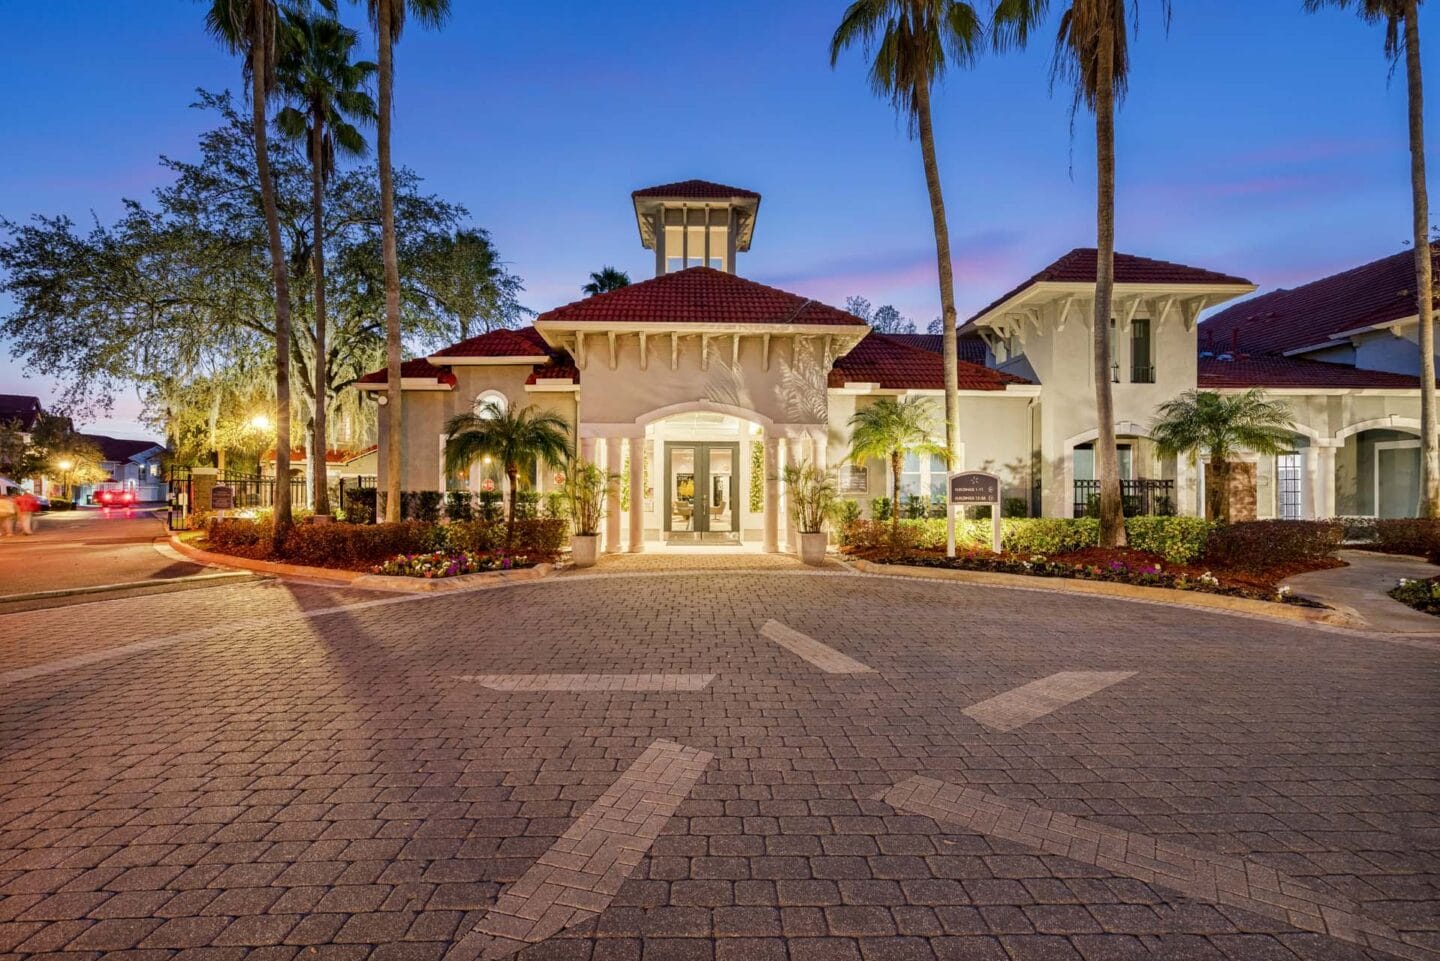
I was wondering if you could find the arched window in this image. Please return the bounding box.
[474,390,508,418]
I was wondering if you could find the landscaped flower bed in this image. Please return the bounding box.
[372,550,534,578]
[844,518,1345,605]
[1389,576,1440,615]
[200,517,565,571]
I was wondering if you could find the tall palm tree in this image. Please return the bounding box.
[1151,389,1294,522]
[992,0,1171,546]
[847,396,948,528]
[350,0,452,522]
[582,266,631,296]
[1304,0,1435,518]
[831,0,984,475]
[206,0,296,542]
[275,9,376,517]
[445,401,572,546]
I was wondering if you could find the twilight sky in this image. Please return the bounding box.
[0,0,1434,440]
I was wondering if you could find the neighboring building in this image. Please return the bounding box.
[1198,242,1440,519]
[0,394,43,434]
[354,179,1436,552]
[81,435,167,503]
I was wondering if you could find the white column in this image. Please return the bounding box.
[605,438,622,553]
[738,433,753,541]
[811,428,828,474]
[785,437,805,552]
[763,437,780,553]
[628,438,645,553]
[1317,444,1338,519]
[1175,459,1199,517]
[580,436,596,466]
[1302,446,1319,520]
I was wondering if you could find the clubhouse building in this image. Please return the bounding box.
[356,179,1439,552]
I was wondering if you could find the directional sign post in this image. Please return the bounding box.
[946,470,1002,557]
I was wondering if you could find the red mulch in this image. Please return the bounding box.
[1043,546,1344,592]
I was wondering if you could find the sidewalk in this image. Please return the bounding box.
[1283,549,1440,634]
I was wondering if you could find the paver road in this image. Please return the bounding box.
[1,569,1436,961]
[0,510,209,598]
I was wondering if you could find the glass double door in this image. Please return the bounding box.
[665,442,738,541]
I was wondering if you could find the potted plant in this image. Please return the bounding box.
[783,459,838,566]
[562,460,612,568]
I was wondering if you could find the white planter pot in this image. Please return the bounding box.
[571,533,599,568]
[798,531,828,566]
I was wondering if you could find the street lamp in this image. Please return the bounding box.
[250,413,272,431]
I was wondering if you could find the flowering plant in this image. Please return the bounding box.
[372,550,529,578]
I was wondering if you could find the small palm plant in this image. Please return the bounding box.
[847,396,949,529]
[1151,389,1294,522]
[783,460,839,534]
[445,401,570,546]
[562,460,611,537]
[582,266,630,296]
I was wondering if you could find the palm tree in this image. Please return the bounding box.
[275,9,376,518]
[847,396,948,528]
[351,0,452,521]
[1151,389,1294,522]
[445,401,571,546]
[1304,0,1435,518]
[582,266,631,296]
[831,0,984,476]
[206,0,296,542]
[992,0,1172,546]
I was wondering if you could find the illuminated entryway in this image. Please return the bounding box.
[651,412,758,545]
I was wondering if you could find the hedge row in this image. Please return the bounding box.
[842,516,1343,569]
[842,515,1214,564]
[206,517,567,569]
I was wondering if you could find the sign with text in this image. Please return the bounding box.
[211,485,234,511]
[948,471,1000,505]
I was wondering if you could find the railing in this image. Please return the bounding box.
[1130,365,1155,384]
[1073,478,1176,518]
[166,467,308,529]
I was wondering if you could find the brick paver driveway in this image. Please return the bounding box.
[2,570,1436,961]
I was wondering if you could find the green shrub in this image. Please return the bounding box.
[832,500,863,544]
[869,496,892,522]
[401,490,443,523]
[513,490,541,520]
[1336,515,1377,543]
[1002,497,1028,518]
[446,491,474,522]
[1124,516,1214,564]
[46,498,75,511]
[1202,520,1343,572]
[543,491,567,520]
[445,518,566,559]
[1373,519,1440,559]
[478,490,503,522]
[208,517,272,556]
[1002,517,1098,555]
[343,486,377,524]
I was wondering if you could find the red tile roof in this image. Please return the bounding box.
[1200,242,1440,356]
[888,333,989,366]
[264,445,379,464]
[536,266,866,328]
[429,326,550,359]
[965,248,1253,327]
[526,363,580,386]
[829,332,1030,391]
[1198,353,1428,389]
[356,358,457,387]
[632,179,760,200]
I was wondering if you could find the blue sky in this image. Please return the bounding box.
[0,0,1434,439]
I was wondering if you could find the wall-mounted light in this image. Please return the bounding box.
[1111,361,1120,384]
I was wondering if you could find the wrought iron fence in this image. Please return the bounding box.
[1072,478,1176,518]
[166,467,308,530]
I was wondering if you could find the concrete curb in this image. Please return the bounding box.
[847,558,1358,629]
[166,532,554,594]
